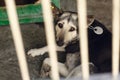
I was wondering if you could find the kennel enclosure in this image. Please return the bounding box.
[2,0,120,80]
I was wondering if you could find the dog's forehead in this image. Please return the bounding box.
[59,12,78,21]
[58,12,78,26]
[60,12,71,18]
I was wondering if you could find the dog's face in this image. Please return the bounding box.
[55,12,78,47]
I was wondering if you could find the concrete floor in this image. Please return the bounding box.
[0,0,112,80]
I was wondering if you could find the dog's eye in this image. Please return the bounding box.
[58,23,63,28]
[69,27,75,32]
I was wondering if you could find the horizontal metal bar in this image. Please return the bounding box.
[0,0,60,26]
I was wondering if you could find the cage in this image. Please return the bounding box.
[0,0,120,80]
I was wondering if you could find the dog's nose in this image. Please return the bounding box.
[56,40,64,46]
[58,23,63,28]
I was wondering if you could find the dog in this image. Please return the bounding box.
[27,10,112,78]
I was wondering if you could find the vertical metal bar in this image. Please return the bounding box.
[41,0,60,80]
[77,0,89,79]
[4,0,30,80]
[112,0,120,78]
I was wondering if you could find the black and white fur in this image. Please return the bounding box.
[27,11,112,78]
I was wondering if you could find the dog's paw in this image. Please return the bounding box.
[40,63,51,78]
[27,47,48,57]
[27,49,45,57]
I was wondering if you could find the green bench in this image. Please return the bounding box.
[0,0,60,26]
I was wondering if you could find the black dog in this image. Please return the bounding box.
[65,19,112,73]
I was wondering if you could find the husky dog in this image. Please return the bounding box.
[27,11,112,78]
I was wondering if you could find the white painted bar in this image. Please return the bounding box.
[4,0,30,80]
[41,0,60,80]
[112,0,120,77]
[77,0,89,79]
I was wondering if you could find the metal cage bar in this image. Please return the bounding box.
[112,0,120,78]
[41,0,60,80]
[4,0,30,80]
[77,0,89,79]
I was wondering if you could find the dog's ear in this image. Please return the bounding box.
[87,15,95,26]
[51,2,63,20]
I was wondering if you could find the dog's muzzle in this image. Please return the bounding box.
[56,39,64,46]
[56,32,65,46]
